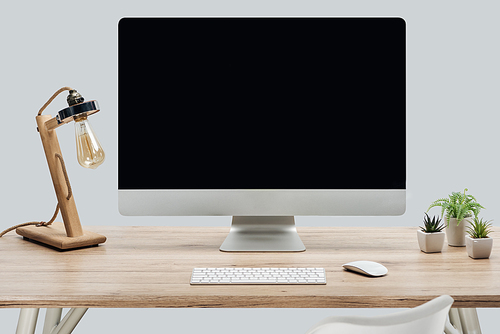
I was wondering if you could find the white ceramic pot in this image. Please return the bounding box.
[466,235,493,259]
[417,230,445,253]
[445,217,471,247]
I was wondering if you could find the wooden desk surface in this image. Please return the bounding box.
[1,226,499,309]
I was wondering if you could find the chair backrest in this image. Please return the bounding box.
[305,295,454,334]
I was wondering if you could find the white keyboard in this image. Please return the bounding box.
[190,267,326,285]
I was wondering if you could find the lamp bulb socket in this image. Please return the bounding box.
[67,90,85,106]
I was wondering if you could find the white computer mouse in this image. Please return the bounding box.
[342,261,388,277]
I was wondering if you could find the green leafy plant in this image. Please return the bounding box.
[420,213,445,233]
[467,217,493,239]
[427,188,484,226]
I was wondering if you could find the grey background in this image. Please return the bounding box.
[1,0,499,332]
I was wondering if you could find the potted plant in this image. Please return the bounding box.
[427,188,484,247]
[417,213,445,253]
[466,217,493,259]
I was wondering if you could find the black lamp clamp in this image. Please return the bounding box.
[55,90,100,126]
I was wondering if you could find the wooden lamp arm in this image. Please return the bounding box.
[37,114,84,237]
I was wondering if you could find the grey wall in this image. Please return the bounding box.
[1,0,499,332]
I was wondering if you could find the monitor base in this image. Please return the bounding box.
[219,216,306,252]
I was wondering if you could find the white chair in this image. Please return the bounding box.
[305,295,455,334]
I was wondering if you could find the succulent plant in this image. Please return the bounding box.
[420,212,445,233]
[427,188,484,226]
[467,217,493,239]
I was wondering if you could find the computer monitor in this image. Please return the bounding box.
[118,17,406,252]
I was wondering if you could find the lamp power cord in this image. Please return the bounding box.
[0,205,60,237]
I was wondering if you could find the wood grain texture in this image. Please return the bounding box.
[44,117,61,131]
[0,226,499,309]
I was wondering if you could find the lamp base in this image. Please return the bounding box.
[16,222,106,250]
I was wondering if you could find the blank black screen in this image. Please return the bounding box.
[119,17,405,189]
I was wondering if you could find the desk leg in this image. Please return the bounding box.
[16,308,39,334]
[445,314,460,334]
[51,308,88,334]
[449,308,464,333]
[43,308,62,334]
[457,308,482,334]
[16,308,87,334]
[448,308,482,334]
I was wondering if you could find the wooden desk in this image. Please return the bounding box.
[1,226,499,309]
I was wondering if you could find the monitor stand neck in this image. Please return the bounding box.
[219,216,306,252]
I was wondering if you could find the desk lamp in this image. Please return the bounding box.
[15,87,107,250]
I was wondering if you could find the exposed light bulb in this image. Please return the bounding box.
[74,115,105,169]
